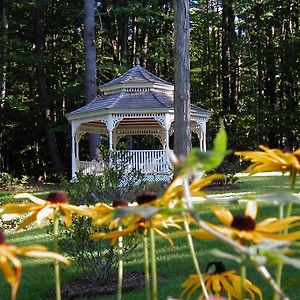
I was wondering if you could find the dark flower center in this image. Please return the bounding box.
[46,192,69,204]
[295,154,300,164]
[206,261,226,274]
[231,214,256,231]
[0,231,5,244]
[136,191,157,205]
[112,199,128,208]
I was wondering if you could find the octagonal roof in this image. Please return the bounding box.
[66,65,211,121]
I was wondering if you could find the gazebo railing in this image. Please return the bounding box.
[116,150,172,174]
[76,159,104,176]
[76,150,172,176]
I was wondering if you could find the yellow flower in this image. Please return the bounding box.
[91,212,181,245]
[0,192,90,229]
[90,199,133,229]
[0,230,69,300]
[90,192,182,244]
[160,174,223,207]
[181,261,262,300]
[194,201,300,244]
[235,145,300,174]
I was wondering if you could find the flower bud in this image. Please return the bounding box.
[47,192,69,204]
[0,231,5,244]
[112,199,128,207]
[136,191,157,205]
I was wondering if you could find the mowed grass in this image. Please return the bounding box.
[1,175,300,300]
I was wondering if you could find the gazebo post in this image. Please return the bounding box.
[107,115,114,151]
[202,122,207,151]
[165,128,170,150]
[203,131,206,151]
[71,121,77,180]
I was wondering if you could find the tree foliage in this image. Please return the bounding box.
[0,0,299,177]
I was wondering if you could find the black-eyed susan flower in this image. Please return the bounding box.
[160,174,223,207]
[181,261,262,300]
[91,212,181,245]
[0,230,69,300]
[91,192,182,244]
[235,145,300,174]
[0,192,90,229]
[194,200,300,244]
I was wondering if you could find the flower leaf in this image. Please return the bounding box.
[183,127,229,173]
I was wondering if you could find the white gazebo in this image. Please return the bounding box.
[66,65,211,180]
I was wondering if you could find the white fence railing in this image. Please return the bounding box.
[77,150,172,176]
[77,159,104,176]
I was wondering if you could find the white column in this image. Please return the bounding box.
[164,113,172,150]
[109,130,113,150]
[203,131,207,151]
[71,122,77,180]
[106,115,114,151]
[165,128,170,150]
[198,131,203,151]
[75,138,79,160]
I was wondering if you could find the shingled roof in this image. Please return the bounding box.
[99,65,173,89]
[66,65,211,119]
[67,90,210,117]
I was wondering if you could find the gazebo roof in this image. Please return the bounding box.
[66,65,211,120]
[99,65,173,90]
[67,90,210,118]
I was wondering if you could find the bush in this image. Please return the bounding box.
[0,172,29,190]
[210,156,240,187]
[59,149,144,282]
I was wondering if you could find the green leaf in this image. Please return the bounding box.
[180,126,229,174]
[213,126,227,155]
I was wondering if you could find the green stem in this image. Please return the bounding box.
[182,178,209,300]
[240,257,246,300]
[142,233,151,300]
[183,217,209,300]
[117,227,123,300]
[273,169,297,300]
[53,213,61,300]
[286,168,297,219]
[273,264,283,300]
[149,225,158,300]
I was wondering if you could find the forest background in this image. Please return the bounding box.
[0,0,299,178]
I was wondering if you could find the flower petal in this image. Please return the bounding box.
[211,205,233,226]
[245,201,257,220]
[14,193,46,205]
[18,212,38,230]
[36,206,53,226]
[211,274,222,293]
[19,249,70,265]
[257,216,300,233]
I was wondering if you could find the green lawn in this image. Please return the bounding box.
[1,175,300,300]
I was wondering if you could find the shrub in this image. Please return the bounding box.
[59,149,144,282]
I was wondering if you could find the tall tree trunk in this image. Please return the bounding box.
[35,0,64,173]
[221,0,231,113]
[118,0,128,67]
[84,0,100,158]
[0,0,8,170]
[173,0,191,157]
[265,25,277,147]
[254,1,265,145]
